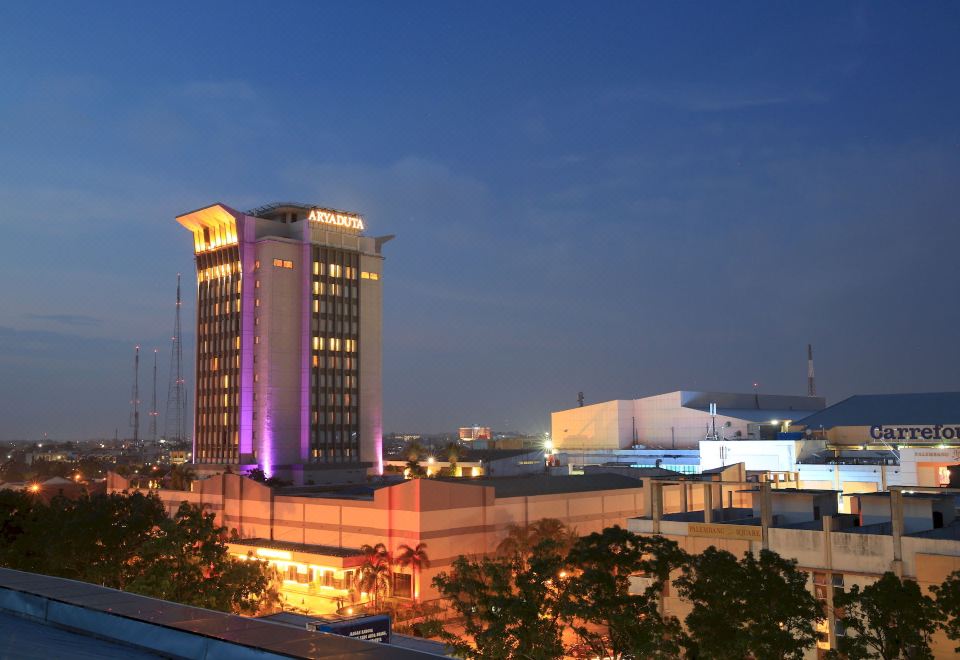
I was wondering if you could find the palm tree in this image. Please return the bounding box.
[496,518,577,560]
[355,543,392,610]
[168,463,196,491]
[496,523,532,559]
[445,443,461,476]
[529,518,578,553]
[405,440,426,478]
[395,543,430,601]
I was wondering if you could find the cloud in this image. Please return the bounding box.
[604,83,826,113]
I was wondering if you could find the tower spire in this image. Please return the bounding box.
[164,274,186,444]
[807,343,816,397]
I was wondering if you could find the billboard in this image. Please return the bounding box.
[308,614,390,644]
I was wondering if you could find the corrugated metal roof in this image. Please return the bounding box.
[794,392,960,429]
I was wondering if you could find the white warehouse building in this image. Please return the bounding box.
[552,390,825,451]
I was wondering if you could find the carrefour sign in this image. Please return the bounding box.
[870,425,960,441]
[308,208,365,232]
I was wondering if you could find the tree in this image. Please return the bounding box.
[445,442,462,476]
[496,518,577,561]
[674,547,822,660]
[356,543,392,610]
[168,463,196,491]
[433,539,570,659]
[564,527,687,659]
[932,570,960,654]
[125,501,274,613]
[0,490,275,614]
[405,440,426,478]
[395,542,430,601]
[830,572,938,660]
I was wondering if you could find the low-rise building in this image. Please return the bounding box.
[632,478,960,659]
[108,470,646,611]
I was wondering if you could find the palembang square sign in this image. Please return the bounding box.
[308,207,365,232]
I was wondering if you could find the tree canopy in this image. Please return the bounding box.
[0,489,276,614]
[830,572,938,660]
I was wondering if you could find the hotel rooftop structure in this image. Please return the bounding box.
[177,202,393,484]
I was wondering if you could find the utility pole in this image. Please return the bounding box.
[807,344,816,397]
[164,274,186,443]
[131,345,140,444]
[149,348,159,441]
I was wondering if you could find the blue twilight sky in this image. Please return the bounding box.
[1,2,958,440]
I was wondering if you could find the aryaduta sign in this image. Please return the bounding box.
[307,207,365,232]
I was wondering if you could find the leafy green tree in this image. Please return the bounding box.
[932,570,960,654]
[433,539,570,659]
[674,547,822,660]
[564,526,687,659]
[125,501,273,613]
[829,572,938,660]
[0,490,275,615]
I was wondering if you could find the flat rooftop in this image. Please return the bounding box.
[441,474,644,498]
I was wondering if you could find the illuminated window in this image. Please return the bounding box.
[255,298,260,307]
[312,336,321,351]
[256,280,260,289]
[313,261,320,275]
[361,271,370,279]
[313,281,319,295]
[370,272,379,281]
[273,258,283,267]
[313,299,319,313]
[328,264,342,278]
[283,260,293,269]
[312,355,319,367]
[255,336,260,344]
[235,337,241,349]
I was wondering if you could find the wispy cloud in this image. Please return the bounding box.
[604,83,826,113]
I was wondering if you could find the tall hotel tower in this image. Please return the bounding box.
[177,202,391,484]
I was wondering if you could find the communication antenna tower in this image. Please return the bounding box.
[807,344,816,397]
[149,348,159,441]
[130,345,140,443]
[164,273,187,443]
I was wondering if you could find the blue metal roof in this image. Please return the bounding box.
[795,392,960,429]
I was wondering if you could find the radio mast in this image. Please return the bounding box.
[130,345,140,443]
[164,274,187,443]
[807,344,816,397]
[148,348,159,441]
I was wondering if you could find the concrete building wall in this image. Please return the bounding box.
[254,240,305,470]
[358,252,384,474]
[552,400,633,449]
